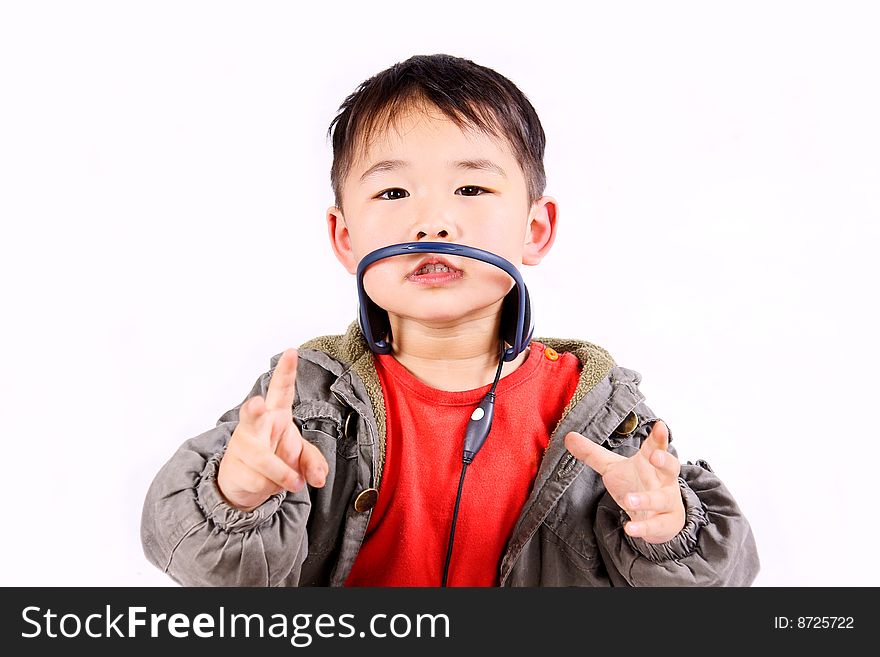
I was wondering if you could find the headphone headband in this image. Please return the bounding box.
[356,242,534,362]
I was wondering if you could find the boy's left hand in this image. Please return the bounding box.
[564,420,686,544]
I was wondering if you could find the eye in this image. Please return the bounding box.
[456,186,489,196]
[376,188,409,200]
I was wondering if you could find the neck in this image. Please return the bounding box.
[386,304,529,392]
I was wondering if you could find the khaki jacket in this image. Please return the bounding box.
[141,320,760,586]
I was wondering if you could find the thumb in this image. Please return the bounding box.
[564,431,623,476]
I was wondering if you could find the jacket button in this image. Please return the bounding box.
[544,347,559,361]
[613,410,639,435]
[353,487,379,513]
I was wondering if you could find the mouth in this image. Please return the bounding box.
[406,256,464,285]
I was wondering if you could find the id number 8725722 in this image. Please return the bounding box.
[773,617,854,629]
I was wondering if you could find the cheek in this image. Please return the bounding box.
[348,231,384,261]
[469,257,515,288]
[468,213,526,255]
[361,262,401,297]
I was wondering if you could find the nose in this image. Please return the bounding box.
[416,227,449,240]
[411,196,459,241]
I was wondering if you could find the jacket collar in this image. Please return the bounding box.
[298,320,620,488]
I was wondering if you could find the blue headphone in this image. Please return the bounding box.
[355,241,534,362]
[355,240,535,587]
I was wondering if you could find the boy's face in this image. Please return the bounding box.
[327,103,557,328]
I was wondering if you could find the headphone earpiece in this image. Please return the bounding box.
[500,282,534,360]
[359,295,393,354]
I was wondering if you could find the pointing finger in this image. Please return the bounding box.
[564,431,624,476]
[265,348,299,412]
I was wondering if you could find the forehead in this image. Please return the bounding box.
[353,103,515,167]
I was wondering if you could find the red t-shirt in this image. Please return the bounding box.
[344,340,582,587]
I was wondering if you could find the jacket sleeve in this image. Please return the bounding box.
[593,402,761,586]
[140,370,311,586]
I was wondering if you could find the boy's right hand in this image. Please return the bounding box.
[217,348,329,512]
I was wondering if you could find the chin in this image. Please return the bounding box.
[386,293,502,324]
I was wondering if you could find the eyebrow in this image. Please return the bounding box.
[358,158,507,183]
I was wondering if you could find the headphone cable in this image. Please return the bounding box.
[441,337,506,587]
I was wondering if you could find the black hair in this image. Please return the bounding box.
[327,53,546,212]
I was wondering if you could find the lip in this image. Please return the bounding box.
[407,255,463,277]
[406,255,464,285]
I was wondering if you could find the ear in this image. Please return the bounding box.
[327,206,357,275]
[521,196,558,266]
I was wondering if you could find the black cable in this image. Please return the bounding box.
[441,337,506,587]
[487,337,506,394]
[441,461,469,587]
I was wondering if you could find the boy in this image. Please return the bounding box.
[141,53,760,586]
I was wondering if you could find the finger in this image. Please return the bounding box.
[639,420,669,464]
[236,441,304,493]
[649,444,681,482]
[221,452,283,497]
[625,487,679,515]
[275,418,305,467]
[262,406,295,453]
[298,438,330,488]
[246,405,294,457]
[624,512,680,542]
[265,348,299,412]
[243,397,277,447]
[238,395,266,433]
[564,431,624,476]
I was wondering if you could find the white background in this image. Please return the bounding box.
[1,0,877,586]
